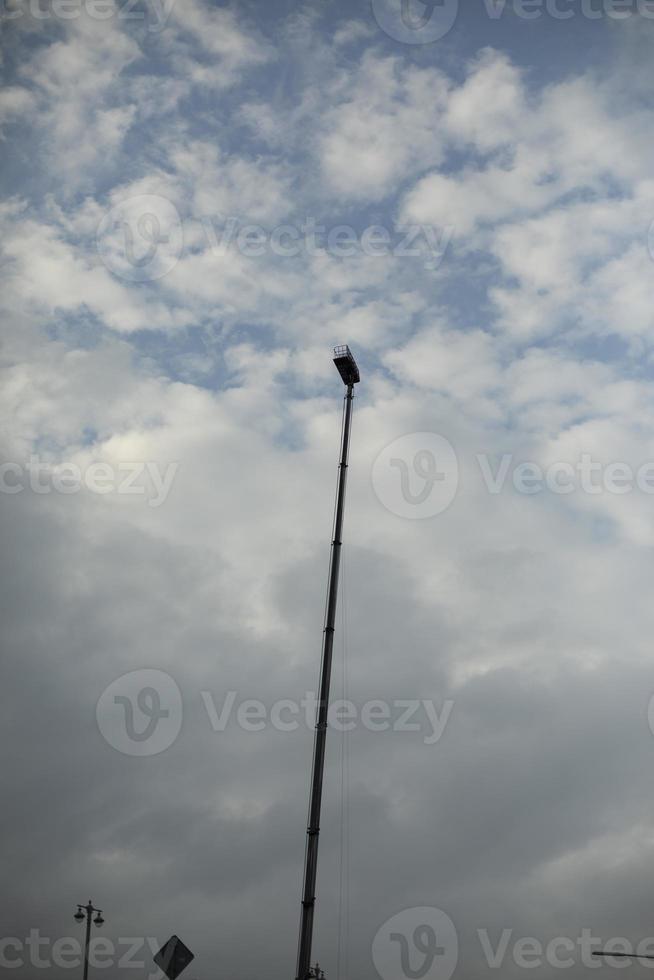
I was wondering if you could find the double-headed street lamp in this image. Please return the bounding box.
[73,901,104,980]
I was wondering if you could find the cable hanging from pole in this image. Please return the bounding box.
[336,539,351,980]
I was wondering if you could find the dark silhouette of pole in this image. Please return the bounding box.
[74,901,104,980]
[594,952,654,962]
[83,910,91,980]
[296,347,360,980]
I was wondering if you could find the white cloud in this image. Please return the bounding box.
[166,0,272,89]
[332,19,375,45]
[401,51,651,239]
[0,201,192,332]
[489,188,654,341]
[444,49,527,151]
[18,11,141,177]
[318,52,449,201]
[383,322,501,403]
[169,140,291,224]
[0,85,36,128]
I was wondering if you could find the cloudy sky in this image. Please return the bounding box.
[4,1,654,978]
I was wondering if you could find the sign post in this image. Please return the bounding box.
[153,935,195,980]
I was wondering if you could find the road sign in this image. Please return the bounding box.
[153,935,195,980]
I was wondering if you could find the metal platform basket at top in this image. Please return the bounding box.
[332,345,360,385]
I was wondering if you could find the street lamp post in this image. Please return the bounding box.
[295,346,360,980]
[73,901,104,980]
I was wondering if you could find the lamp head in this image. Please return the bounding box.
[333,345,360,386]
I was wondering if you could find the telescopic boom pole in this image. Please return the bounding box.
[295,346,360,980]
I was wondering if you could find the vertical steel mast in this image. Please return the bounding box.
[296,346,361,980]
